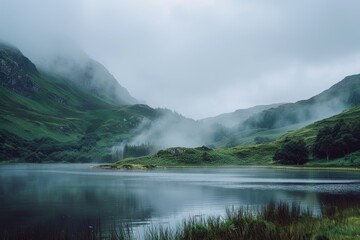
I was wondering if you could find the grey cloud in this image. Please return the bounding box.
[1,0,360,119]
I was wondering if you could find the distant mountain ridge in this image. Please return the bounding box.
[114,104,360,167]
[243,74,360,130]
[200,103,285,128]
[199,75,360,147]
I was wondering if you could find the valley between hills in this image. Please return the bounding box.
[1,42,360,169]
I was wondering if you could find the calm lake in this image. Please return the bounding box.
[1,164,360,236]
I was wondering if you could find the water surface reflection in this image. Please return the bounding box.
[1,164,359,234]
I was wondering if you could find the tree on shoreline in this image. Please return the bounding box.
[273,138,308,165]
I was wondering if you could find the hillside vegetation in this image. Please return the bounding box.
[212,74,360,147]
[2,42,360,165]
[113,105,360,168]
[0,44,157,162]
[244,74,360,130]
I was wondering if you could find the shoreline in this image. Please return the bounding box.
[98,162,360,171]
[2,161,359,171]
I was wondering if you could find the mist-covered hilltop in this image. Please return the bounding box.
[244,74,360,129]
[0,43,228,162]
[209,74,360,147]
[39,47,138,106]
[0,42,137,106]
[131,73,360,154]
[1,42,360,163]
[113,104,360,168]
[200,103,285,128]
[0,43,153,162]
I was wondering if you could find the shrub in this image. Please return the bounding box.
[273,138,308,165]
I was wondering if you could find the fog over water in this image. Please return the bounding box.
[1,164,360,236]
[1,0,360,118]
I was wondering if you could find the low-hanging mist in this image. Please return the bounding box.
[243,74,360,130]
[35,44,138,106]
[111,109,229,159]
[111,74,360,159]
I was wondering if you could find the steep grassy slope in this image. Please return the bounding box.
[0,43,156,162]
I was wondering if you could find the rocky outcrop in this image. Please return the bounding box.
[0,44,39,97]
[48,93,67,105]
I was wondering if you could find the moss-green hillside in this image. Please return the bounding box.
[0,44,157,162]
[2,42,360,165]
[280,106,360,145]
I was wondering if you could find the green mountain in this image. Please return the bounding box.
[212,74,360,147]
[200,103,285,128]
[0,43,226,162]
[279,103,360,146]
[0,43,156,162]
[2,42,360,164]
[244,74,360,130]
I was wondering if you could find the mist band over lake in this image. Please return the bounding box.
[1,164,360,236]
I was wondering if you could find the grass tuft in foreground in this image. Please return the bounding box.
[1,201,360,239]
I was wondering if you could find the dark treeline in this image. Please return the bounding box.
[273,138,308,165]
[0,131,108,163]
[274,118,360,165]
[123,143,154,159]
[313,119,360,160]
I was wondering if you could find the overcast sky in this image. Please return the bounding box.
[1,0,360,119]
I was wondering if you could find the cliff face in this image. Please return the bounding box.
[0,44,39,97]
